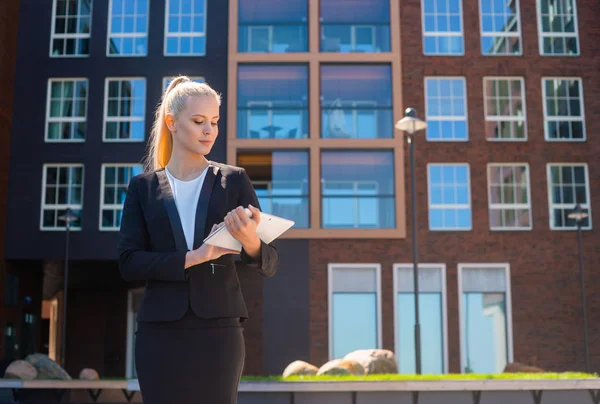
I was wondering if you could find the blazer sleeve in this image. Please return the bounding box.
[237,168,280,278]
[117,176,188,282]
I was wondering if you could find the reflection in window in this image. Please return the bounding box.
[163,76,205,91]
[321,65,393,139]
[425,78,468,141]
[321,151,395,228]
[237,65,308,139]
[41,165,84,230]
[165,0,206,56]
[537,0,579,55]
[422,0,464,55]
[237,151,309,228]
[239,0,308,52]
[488,164,531,230]
[484,78,526,140]
[51,0,93,56]
[104,78,146,141]
[543,78,584,141]
[547,164,591,229]
[46,79,88,142]
[479,0,521,55]
[428,164,471,230]
[101,164,142,230]
[320,0,390,52]
[108,0,149,56]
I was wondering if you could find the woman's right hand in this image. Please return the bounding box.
[184,224,238,269]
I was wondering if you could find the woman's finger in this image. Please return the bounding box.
[248,204,261,225]
[230,209,243,230]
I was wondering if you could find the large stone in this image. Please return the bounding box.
[79,368,99,380]
[504,362,545,373]
[282,360,318,378]
[25,353,71,380]
[343,349,398,374]
[317,359,365,376]
[4,360,37,380]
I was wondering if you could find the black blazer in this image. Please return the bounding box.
[117,162,279,323]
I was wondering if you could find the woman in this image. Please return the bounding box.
[117,76,279,403]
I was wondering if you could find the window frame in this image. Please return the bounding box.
[106,0,150,57]
[483,77,527,142]
[425,77,469,142]
[487,163,533,231]
[546,163,592,231]
[421,0,465,56]
[45,78,89,143]
[478,0,523,56]
[541,77,586,142]
[164,0,208,57]
[99,163,142,231]
[427,163,472,231]
[40,163,85,231]
[102,77,147,143]
[49,0,93,58]
[536,0,580,56]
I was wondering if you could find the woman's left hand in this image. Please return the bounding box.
[224,204,262,253]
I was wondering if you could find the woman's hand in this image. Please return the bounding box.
[185,224,238,269]
[224,204,262,258]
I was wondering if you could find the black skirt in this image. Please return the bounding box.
[135,307,245,404]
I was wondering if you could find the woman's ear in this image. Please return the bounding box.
[165,113,176,132]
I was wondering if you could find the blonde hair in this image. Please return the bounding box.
[144,76,222,172]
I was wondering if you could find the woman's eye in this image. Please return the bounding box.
[211,122,218,126]
[194,121,203,125]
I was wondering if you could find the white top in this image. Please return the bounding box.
[165,166,209,251]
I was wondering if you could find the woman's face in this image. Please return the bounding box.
[167,95,220,156]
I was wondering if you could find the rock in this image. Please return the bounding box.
[25,353,71,380]
[4,360,37,380]
[343,349,398,374]
[504,362,545,373]
[282,360,318,378]
[317,359,365,376]
[79,368,99,380]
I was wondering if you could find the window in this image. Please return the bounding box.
[394,264,447,374]
[479,0,522,55]
[328,264,382,359]
[41,164,84,230]
[428,164,471,230]
[425,78,468,141]
[320,0,390,52]
[103,78,146,142]
[422,0,464,55]
[50,0,93,57]
[45,79,88,142]
[107,0,149,56]
[237,65,308,139]
[238,0,308,53]
[4,274,19,306]
[483,78,526,141]
[542,78,585,141]
[459,264,512,374]
[487,164,531,230]
[322,151,395,229]
[163,76,205,91]
[321,65,393,139]
[100,164,143,230]
[237,151,309,228]
[165,0,207,56]
[537,0,579,55]
[547,164,591,230]
[126,288,144,378]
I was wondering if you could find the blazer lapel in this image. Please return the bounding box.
[193,164,220,249]
[155,169,188,252]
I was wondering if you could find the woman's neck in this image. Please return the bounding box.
[166,147,210,181]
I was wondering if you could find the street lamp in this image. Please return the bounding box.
[567,203,590,373]
[395,107,427,374]
[57,208,78,368]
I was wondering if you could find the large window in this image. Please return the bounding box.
[237,151,309,228]
[237,65,308,139]
[107,0,149,56]
[487,164,531,230]
[45,79,88,142]
[483,78,526,141]
[238,0,308,53]
[320,0,390,52]
[428,164,471,231]
[425,78,468,141]
[100,164,142,230]
[547,164,591,230]
[165,0,207,56]
[321,65,393,139]
[329,264,381,360]
[103,78,146,142]
[479,0,522,55]
[422,0,464,55]
[321,151,395,229]
[542,78,585,141]
[50,0,92,57]
[459,264,512,374]
[41,164,84,230]
[395,264,447,374]
[537,0,579,55]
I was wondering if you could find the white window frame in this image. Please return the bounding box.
[421,0,465,56]
[40,164,84,231]
[45,78,88,143]
[106,0,150,57]
[483,77,527,142]
[103,77,146,143]
[328,263,382,360]
[50,0,93,58]
[427,163,472,231]
[393,263,448,374]
[125,287,144,378]
[99,163,142,231]
[458,263,513,374]
[164,0,208,57]
[546,163,592,231]
[487,163,532,231]
[536,0,580,56]
[162,76,205,91]
[425,77,469,142]
[542,77,586,142]
[479,0,523,56]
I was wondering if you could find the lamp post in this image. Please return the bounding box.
[395,107,427,374]
[567,203,590,373]
[57,208,78,368]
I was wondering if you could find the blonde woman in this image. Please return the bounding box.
[118,76,279,403]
